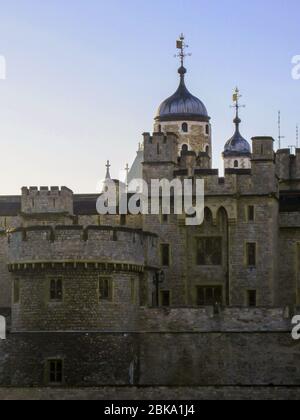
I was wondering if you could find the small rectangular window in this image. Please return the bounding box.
[47,359,63,385]
[247,206,255,222]
[247,243,257,267]
[120,215,126,226]
[99,277,112,301]
[161,244,170,267]
[162,214,169,223]
[161,291,171,307]
[50,279,63,302]
[13,278,20,304]
[248,290,257,307]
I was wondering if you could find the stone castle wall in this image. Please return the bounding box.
[153,121,212,156]
[11,270,142,332]
[0,231,10,308]
[138,307,290,332]
[7,226,158,332]
[21,187,74,215]
[8,226,157,267]
[0,325,299,388]
[138,331,300,386]
[0,386,300,400]
[1,132,300,395]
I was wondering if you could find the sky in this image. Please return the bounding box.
[0,0,299,194]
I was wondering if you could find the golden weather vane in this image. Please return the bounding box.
[231,87,245,118]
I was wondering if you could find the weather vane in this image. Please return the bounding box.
[231,87,245,118]
[175,34,192,67]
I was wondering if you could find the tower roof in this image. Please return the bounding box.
[155,35,210,123]
[223,88,251,157]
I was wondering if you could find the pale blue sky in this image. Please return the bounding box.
[0,0,299,194]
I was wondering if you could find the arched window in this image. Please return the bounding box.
[206,125,210,135]
[181,144,189,154]
[204,208,213,224]
[234,160,239,168]
[158,124,162,133]
[205,146,210,154]
[182,123,188,133]
[217,207,228,234]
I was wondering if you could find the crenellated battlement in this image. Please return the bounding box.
[21,186,74,215]
[173,167,274,196]
[143,132,179,164]
[276,148,300,182]
[22,186,73,194]
[8,225,159,270]
[144,135,277,195]
[7,224,159,333]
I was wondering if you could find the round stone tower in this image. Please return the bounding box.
[8,225,158,332]
[153,35,212,160]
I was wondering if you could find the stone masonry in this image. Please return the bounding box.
[0,59,300,399]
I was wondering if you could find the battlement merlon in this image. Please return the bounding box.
[21,186,73,195]
[276,148,300,182]
[7,226,159,269]
[143,132,179,163]
[251,137,275,161]
[250,137,278,194]
[143,132,179,183]
[143,131,179,140]
[21,186,74,215]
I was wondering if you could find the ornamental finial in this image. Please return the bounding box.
[231,87,245,123]
[105,160,111,180]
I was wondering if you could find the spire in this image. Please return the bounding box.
[175,34,191,83]
[232,87,245,134]
[223,87,251,158]
[156,35,209,123]
[105,160,111,180]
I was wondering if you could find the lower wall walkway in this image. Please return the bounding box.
[0,386,300,400]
